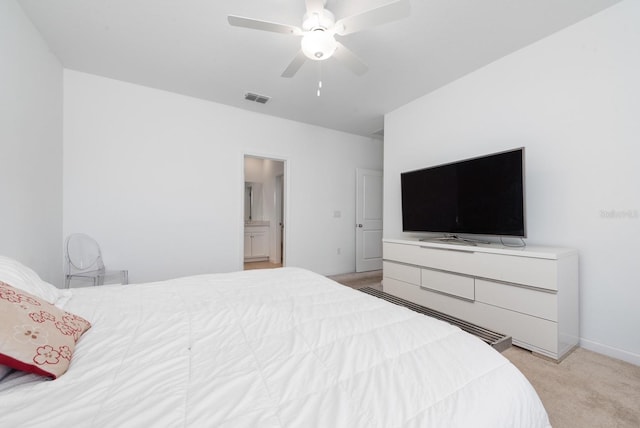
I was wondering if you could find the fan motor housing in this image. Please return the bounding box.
[302,9,335,31]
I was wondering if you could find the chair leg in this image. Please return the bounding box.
[65,275,71,289]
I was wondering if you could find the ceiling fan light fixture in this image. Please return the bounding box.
[301,30,337,60]
[228,0,411,77]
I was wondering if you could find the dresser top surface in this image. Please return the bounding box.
[383,238,578,260]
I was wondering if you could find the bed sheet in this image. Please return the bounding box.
[0,267,550,427]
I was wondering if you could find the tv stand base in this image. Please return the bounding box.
[420,234,491,246]
[382,239,579,361]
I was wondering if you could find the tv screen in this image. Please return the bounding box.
[401,148,526,237]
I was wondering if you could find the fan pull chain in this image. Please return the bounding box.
[317,63,323,97]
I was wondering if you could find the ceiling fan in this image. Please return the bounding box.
[228,0,410,78]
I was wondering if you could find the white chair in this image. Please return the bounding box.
[65,234,128,288]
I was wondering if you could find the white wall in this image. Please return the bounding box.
[63,70,382,282]
[384,0,640,365]
[0,0,63,285]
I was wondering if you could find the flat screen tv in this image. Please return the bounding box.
[401,148,526,238]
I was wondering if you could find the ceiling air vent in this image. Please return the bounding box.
[244,92,270,104]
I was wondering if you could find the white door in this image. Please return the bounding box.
[356,169,383,272]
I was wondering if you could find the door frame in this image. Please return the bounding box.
[240,152,289,270]
[275,174,284,264]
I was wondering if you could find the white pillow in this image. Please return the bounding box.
[0,255,70,307]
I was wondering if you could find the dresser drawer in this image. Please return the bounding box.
[409,285,558,355]
[384,242,559,290]
[475,279,558,321]
[384,242,478,272]
[384,277,421,302]
[421,268,474,301]
[383,261,420,284]
[473,253,558,291]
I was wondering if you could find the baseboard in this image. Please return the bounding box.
[580,338,640,366]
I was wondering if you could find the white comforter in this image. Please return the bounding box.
[0,267,550,427]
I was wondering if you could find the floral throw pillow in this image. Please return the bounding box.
[0,281,91,379]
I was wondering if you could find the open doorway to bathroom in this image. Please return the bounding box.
[243,155,286,270]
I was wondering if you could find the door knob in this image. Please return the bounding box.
[357,224,363,228]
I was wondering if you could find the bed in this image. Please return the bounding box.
[0,258,550,427]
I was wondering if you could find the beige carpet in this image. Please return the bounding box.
[244,261,282,270]
[329,271,640,428]
[504,346,640,428]
[328,270,384,291]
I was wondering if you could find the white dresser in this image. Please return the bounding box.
[382,239,579,360]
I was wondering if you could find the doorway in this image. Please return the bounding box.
[243,155,286,270]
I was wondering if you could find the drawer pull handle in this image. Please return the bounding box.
[419,285,475,302]
[419,246,475,254]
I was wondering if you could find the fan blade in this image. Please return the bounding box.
[228,15,302,35]
[281,50,308,78]
[333,42,368,76]
[334,0,410,36]
[305,0,325,14]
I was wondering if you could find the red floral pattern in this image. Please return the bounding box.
[29,312,46,323]
[41,311,55,322]
[33,345,60,365]
[20,295,42,306]
[27,309,86,341]
[55,321,75,336]
[0,281,91,379]
[0,287,20,303]
[58,345,72,361]
[0,283,41,306]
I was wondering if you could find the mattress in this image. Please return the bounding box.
[0,267,550,427]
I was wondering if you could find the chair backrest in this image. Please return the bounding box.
[65,234,105,274]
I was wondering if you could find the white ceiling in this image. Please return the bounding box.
[18,0,621,138]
